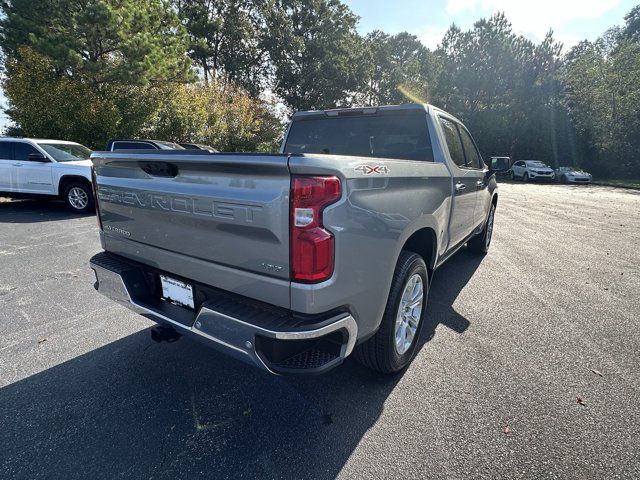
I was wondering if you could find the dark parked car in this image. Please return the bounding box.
[179,143,218,152]
[105,139,185,151]
[489,156,512,177]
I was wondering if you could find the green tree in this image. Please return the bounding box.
[265,0,368,111]
[175,0,272,94]
[2,47,158,148]
[362,31,437,105]
[433,14,568,164]
[564,30,640,178]
[1,0,197,148]
[0,0,193,86]
[623,4,640,41]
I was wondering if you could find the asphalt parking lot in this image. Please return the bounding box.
[1,183,639,480]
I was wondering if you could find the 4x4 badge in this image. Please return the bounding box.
[355,164,389,175]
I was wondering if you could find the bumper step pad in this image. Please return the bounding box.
[276,348,339,370]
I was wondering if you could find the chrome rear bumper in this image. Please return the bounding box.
[90,252,357,374]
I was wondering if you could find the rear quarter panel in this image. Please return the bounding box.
[289,154,452,340]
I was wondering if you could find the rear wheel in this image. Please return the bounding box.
[64,182,94,213]
[468,203,496,254]
[354,251,428,374]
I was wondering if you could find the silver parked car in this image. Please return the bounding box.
[555,166,592,184]
[510,160,555,182]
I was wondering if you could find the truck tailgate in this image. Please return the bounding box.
[92,152,291,283]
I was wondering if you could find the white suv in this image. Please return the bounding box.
[0,138,94,212]
[510,160,555,182]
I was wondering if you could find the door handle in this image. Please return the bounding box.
[476,180,484,189]
[455,182,466,193]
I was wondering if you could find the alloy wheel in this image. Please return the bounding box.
[68,186,89,210]
[394,274,424,355]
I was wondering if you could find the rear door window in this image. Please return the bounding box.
[14,143,40,161]
[439,118,466,167]
[284,112,434,162]
[0,142,14,160]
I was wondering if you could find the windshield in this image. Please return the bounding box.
[528,161,549,168]
[38,143,92,162]
[284,112,434,161]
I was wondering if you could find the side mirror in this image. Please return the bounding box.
[28,153,49,162]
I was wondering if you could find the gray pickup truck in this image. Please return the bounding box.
[89,103,497,375]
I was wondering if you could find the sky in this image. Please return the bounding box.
[1,0,637,131]
[344,0,636,49]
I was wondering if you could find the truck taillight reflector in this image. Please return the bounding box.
[290,176,341,283]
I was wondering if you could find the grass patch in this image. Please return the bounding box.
[593,179,640,189]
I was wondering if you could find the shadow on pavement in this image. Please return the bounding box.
[0,198,94,223]
[419,248,482,346]
[0,249,483,479]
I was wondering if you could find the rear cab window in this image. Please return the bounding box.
[284,111,434,162]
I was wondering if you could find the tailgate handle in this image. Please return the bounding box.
[139,162,178,178]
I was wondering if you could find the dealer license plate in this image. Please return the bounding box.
[160,275,194,309]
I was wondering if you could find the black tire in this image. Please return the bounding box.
[509,170,514,180]
[64,182,94,213]
[354,251,429,374]
[561,175,567,184]
[468,203,496,254]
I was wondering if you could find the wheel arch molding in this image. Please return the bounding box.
[58,174,92,196]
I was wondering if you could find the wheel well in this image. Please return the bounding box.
[58,175,91,196]
[492,193,498,206]
[401,228,437,277]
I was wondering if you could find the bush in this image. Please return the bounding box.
[141,82,283,152]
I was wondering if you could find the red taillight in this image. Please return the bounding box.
[290,175,341,283]
[91,166,103,230]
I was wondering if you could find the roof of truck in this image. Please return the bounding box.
[292,103,430,120]
[290,103,467,125]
